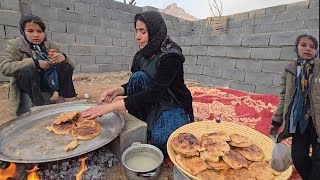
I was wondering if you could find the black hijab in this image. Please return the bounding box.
[133,11,167,60]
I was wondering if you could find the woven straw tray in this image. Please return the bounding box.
[167,121,292,180]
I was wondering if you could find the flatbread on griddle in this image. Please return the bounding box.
[75,114,97,126]
[235,144,264,161]
[228,134,252,148]
[71,121,101,140]
[175,154,208,176]
[53,111,80,125]
[222,150,248,169]
[47,121,76,135]
[63,139,79,152]
[171,133,200,157]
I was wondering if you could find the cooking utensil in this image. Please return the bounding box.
[0,103,124,163]
[122,142,163,180]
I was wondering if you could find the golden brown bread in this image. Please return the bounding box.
[71,121,101,140]
[47,121,76,135]
[175,154,208,176]
[201,139,230,156]
[196,169,224,180]
[248,160,275,180]
[222,168,255,180]
[53,111,80,125]
[206,158,230,170]
[201,131,231,144]
[171,133,200,157]
[222,150,248,169]
[228,134,252,148]
[63,139,78,152]
[235,144,264,161]
[200,151,219,163]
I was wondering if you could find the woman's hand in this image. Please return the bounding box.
[100,87,124,103]
[82,100,126,119]
[82,104,111,119]
[38,60,51,70]
[50,53,65,65]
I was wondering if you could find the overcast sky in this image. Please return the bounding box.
[117,0,304,19]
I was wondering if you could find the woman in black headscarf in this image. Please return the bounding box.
[0,14,77,116]
[82,11,193,155]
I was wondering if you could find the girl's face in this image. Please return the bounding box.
[135,20,149,49]
[298,37,317,60]
[24,21,45,45]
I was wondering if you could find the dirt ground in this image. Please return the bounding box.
[0,71,191,180]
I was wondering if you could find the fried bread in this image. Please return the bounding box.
[53,111,80,125]
[222,168,255,180]
[175,154,208,176]
[63,139,79,152]
[222,150,248,169]
[171,133,200,157]
[206,158,230,170]
[228,134,252,148]
[71,121,101,140]
[235,144,264,161]
[201,131,231,144]
[200,151,219,163]
[201,139,230,156]
[47,121,76,135]
[248,160,275,180]
[196,169,224,180]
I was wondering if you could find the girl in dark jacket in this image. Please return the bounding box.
[82,11,193,155]
[0,14,77,116]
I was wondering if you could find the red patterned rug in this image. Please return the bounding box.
[189,86,301,180]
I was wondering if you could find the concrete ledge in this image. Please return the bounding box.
[108,111,147,159]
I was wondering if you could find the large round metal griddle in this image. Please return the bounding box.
[0,103,124,163]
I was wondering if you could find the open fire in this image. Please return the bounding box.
[76,157,88,180]
[0,146,117,179]
[26,165,40,180]
[0,158,88,180]
[0,162,16,179]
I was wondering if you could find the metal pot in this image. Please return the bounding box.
[121,142,164,180]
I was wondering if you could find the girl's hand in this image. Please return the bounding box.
[50,53,65,64]
[38,60,51,70]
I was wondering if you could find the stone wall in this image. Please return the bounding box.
[0,0,319,94]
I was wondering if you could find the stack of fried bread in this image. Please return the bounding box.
[171,131,280,180]
[46,111,101,151]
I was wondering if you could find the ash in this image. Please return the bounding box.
[0,146,118,180]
